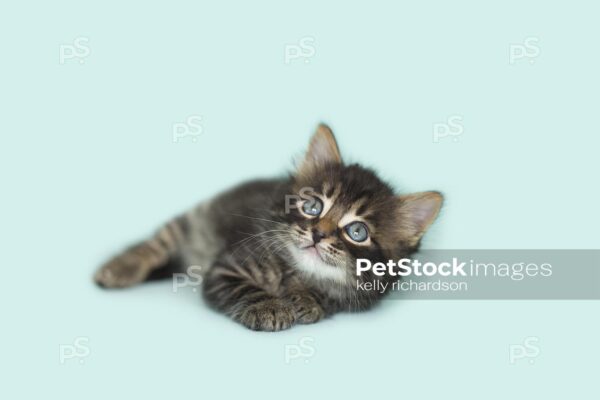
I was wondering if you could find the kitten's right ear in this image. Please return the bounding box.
[395,191,444,247]
[297,123,342,176]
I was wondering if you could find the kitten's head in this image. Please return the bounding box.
[284,124,443,284]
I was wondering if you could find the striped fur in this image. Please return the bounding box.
[94,124,443,331]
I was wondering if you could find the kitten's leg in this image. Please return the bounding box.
[203,257,297,331]
[94,216,188,288]
[285,290,326,325]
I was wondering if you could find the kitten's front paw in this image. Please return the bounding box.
[94,257,150,288]
[287,294,325,324]
[237,300,296,332]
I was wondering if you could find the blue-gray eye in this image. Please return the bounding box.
[302,197,323,216]
[345,221,369,242]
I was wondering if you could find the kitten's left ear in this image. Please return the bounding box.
[297,123,342,175]
[396,191,444,246]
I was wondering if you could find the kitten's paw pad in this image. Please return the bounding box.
[94,258,150,288]
[288,294,325,324]
[238,300,296,332]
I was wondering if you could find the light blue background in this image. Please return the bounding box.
[1,1,598,399]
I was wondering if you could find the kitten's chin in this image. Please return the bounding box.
[287,244,347,283]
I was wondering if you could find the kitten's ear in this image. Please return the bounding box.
[396,191,443,246]
[297,123,342,175]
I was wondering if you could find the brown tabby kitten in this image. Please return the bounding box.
[94,124,443,331]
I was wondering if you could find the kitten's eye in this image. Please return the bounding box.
[344,221,369,242]
[302,197,323,216]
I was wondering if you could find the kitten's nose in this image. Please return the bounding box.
[312,218,336,243]
[312,229,327,244]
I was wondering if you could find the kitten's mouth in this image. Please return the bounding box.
[299,244,327,263]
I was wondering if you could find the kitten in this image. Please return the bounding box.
[94,124,443,331]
